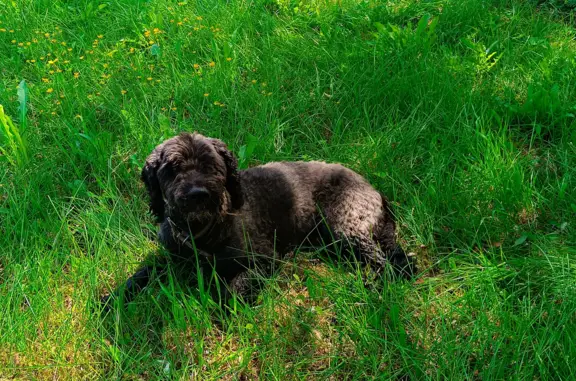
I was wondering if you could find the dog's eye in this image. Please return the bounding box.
[159,162,176,177]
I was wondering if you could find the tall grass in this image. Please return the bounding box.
[0,0,575,379]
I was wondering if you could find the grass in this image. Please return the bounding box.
[1,0,575,379]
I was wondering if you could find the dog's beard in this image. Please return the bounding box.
[183,209,215,225]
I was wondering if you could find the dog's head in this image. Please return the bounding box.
[141,132,242,223]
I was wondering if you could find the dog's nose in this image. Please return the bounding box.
[183,187,210,202]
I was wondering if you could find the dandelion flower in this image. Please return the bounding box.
[208,61,215,67]
[147,77,153,81]
[74,72,80,78]
[97,34,103,38]
[121,90,127,95]
[42,78,49,83]
[46,88,54,93]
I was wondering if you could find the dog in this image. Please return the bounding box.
[101,132,415,309]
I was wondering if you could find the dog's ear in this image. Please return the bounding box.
[210,138,243,210]
[141,152,165,222]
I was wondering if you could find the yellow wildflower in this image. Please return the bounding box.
[196,16,203,20]
[171,107,177,111]
[144,30,151,37]
[153,28,161,34]
[121,90,127,95]
[74,72,80,78]
[97,34,103,38]
[251,79,257,84]
[80,56,85,60]
[226,57,232,61]
[208,61,215,67]
[194,63,200,69]
[204,93,209,97]
[147,77,153,81]
[42,78,49,83]
[46,88,54,93]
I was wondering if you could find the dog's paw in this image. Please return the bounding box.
[389,246,417,279]
[99,293,114,313]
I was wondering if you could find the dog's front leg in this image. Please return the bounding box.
[100,264,165,312]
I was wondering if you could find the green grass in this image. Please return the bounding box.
[1,0,576,379]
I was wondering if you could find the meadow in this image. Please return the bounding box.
[1,0,575,379]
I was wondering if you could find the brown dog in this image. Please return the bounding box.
[102,132,415,309]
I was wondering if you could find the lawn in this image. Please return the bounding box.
[1,0,575,379]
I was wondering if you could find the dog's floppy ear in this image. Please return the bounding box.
[210,137,243,210]
[141,151,165,222]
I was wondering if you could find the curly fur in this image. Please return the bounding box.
[103,132,416,309]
